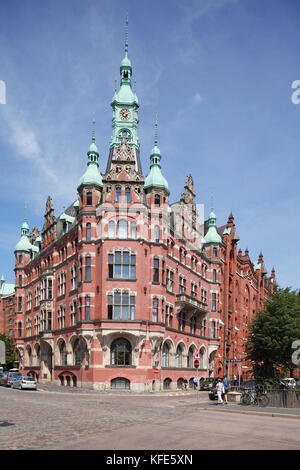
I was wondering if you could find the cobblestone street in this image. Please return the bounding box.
[0,385,299,450]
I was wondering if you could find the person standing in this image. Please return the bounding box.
[216,379,225,405]
[222,376,229,404]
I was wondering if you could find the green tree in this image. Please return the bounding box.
[246,288,300,382]
[0,333,16,370]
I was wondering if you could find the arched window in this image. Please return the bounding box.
[199,347,206,369]
[187,346,195,368]
[86,223,91,241]
[116,187,121,203]
[162,342,170,367]
[73,339,82,365]
[111,377,130,390]
[163,378,171,390]
[175,344,183,368]
[125,187,131,203]
[60,341,68,366]
[117,219,128,238]
[111,338,132,366]
[108,220,115,238]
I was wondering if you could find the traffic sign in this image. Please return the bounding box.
[229,358,242,363]
[153,368,159,374]
[194,352,201,360]
[194,359,200,369]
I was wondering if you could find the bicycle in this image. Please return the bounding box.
[241,386,269,407]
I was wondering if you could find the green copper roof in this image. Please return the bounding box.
[78,120,103,189]
[202,209,222,245]
[0,281,15,297]
[15,218,32,252]
[79,163,103,187]
[144,165,169,190]
[60,212,75,224]
[114,84,137,105]
[144,120,169,191]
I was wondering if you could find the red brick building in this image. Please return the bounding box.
[0,276,15,340]
[214,213,276,381]
[6,28,275,390]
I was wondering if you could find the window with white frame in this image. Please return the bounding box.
[107,291,135,320]
[58,305,65,329]
[152,298,158,322]
[108,251,136,279]
[166,269,174,292]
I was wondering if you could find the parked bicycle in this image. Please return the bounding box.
[241,385,269,407]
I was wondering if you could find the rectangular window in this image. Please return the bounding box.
[108,292,135,320]
[18,296,22,312]
[190,316,196,335]
[48,279,53,300]
[152,298,158,322]
[85,295,90,320]
[212,293,217,311]
[153,258,159,283]
[178,311,185,331]
[213,269,217,282]
[191,282,197,299]
[166,270,173,292]
[108,251,135,279]
[85,256,91,281]
[179,276,186,294]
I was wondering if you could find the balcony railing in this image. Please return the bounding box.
[175,293,207,313]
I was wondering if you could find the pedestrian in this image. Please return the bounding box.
[193,377,198,390]
[222,376,229,404]
[216,378,225,405]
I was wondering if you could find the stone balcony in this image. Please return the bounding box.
[175,293,208,314]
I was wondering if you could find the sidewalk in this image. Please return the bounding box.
[190,400,300,419]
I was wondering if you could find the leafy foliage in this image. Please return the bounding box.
[246,288,300,383]
[0,333,17,369]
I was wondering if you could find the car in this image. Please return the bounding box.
[6,371,22,387]
[281,378,296,389]
[200,378,217,391]
[12,376,37,391]
[0,372,8,386]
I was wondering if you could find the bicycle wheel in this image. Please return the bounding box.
[241,393,251,405]
[257,395,269,407]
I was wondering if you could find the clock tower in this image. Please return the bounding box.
[106,16,141,174]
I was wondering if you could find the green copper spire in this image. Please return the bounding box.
[109,16,140,151]
[202,201,222,245]
[78,119,103,189]
[15,215,32,252]
[144,117,169,191]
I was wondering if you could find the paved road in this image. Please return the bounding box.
[0,386,299,450]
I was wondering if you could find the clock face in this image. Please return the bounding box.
[120,108,131,120]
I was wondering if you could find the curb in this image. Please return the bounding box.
[198,406,300,420]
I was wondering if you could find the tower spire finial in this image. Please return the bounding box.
[125,13,129,55]
[92,116,95,143]
[210,192,214,213]
[154,114,158,146]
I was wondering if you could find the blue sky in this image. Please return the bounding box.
[0,0,299,288]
